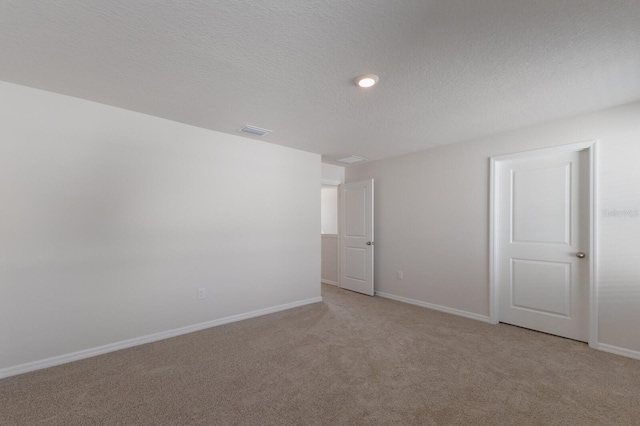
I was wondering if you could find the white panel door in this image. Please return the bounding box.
[340,179,374,296]
[498,150,589,341]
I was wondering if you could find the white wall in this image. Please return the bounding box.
[321,185,339,234]
[347,101,640,356]
[0,81,321,375]
[321,163,345,184]
[321,235,338,284]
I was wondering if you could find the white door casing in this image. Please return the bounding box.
[340,179,374,296]
[490,142,597,344]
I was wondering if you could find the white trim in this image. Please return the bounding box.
[337,183,342,288]
[489,156,499,324]
[321,179,341,186]
[376,291,492,323]
[588,143,599,348]
[321,234,338,239]
[489,140,598,345]
[490,140,596,162]
[321,279,338,286]
[594,343,640,361]
[0,296,322,380]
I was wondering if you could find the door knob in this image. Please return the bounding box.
[576,252,586,259]
[366,241,374,246]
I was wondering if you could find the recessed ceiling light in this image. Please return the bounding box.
[355,74,379,88]
[337,155,367,164]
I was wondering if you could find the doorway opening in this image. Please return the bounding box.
[321,184,340,286]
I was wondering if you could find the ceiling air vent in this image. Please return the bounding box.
[337,155,367,164]
[239,125,273,136]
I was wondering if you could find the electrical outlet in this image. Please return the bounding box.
[397,271,403,280]
[198,288,205,300]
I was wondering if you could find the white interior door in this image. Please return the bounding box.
[340,179,374,296]
[497,149,589,341]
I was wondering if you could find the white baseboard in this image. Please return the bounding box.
[0,296,322,380]
[321,279,338,286]
[594,342,640,361]
[375,291,492,323]
[377,292,640,361]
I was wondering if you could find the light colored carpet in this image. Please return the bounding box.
[1,284,639,425]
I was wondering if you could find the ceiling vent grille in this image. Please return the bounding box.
[239,125,273,136]
[337,155,367,164]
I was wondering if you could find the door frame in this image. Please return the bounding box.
[489,140,598,347]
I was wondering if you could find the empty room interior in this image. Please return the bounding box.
[2,1,640,424]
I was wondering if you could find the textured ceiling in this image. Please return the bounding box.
[1,0,640,164]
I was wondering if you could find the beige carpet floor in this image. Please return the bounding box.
[1,284,639,425]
